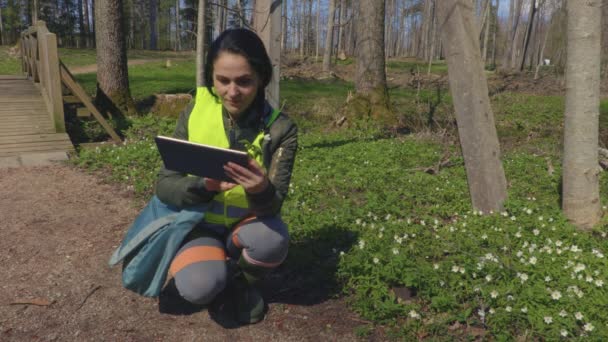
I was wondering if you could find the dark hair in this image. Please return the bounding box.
[204,29,273,111]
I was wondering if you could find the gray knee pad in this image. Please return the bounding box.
[229,217,290,267]
[174,260,228,305]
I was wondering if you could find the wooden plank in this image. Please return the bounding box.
[0,145,74,157]
[60,63,122,143]
[77,107,91,118]
[63,95,81,104]
[0,129,56,136]
[0,141,73,150]
[0,76,28,80]
[0,133,70,144]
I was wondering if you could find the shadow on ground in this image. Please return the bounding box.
[156,224,359,328]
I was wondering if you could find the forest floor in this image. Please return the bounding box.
[0,164,385,341]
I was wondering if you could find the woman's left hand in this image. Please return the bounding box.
[223,159,269,194]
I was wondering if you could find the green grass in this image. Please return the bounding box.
[74,60,197,101]
[60,48,193,68]
[387,58,449,74]
[0,46,22,74]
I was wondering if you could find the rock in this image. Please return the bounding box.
[150,94,192,117]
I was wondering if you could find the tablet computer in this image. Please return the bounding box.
[155,135,249,182]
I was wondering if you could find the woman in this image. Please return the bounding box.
[155,28,297,324]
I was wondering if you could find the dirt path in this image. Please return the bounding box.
[0,164,375,341]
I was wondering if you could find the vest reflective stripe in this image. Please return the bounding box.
[188,87,277,227]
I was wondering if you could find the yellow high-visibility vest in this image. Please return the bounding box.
[188,87,279,227]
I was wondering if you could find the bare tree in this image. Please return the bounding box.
[315,0,320,60]
[437,0,507,213]
[95,0,135,116]
[562,0,602,230]
[322,0,336,72]
[196,0,207,87]
[254,0,281,108]
[0,7,4,45]
[518,0,538,71]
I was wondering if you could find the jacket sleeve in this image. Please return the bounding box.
[246,116,298,217]
[155,103,218,208]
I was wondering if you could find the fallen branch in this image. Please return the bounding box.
[9,298,54,307]
[75,285,102,312]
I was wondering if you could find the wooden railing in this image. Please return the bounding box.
[21,21,65,133]
[20,21,121,143]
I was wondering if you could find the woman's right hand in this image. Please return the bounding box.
[204,178,237,192]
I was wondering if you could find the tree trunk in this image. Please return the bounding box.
[322,0,336,72]
[175,0,180,50]
[482,0,491,63]
[149,0,158,49]
[427,1,436,75]
[562,0,602,230]
[348,0,392,123]
[518,0,537,71]
[282,0,288,51]
[491,0,498,67]
[95,0,135,118]
[0,7,4,46]
[509,0,523,69]
[437,0,507,213]
[338,0,346,55]
[77,0,85,47]
[315,0,320,60]
[196,0,207,87]
[253,0,281,108]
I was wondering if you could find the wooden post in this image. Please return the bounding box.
[42,33,66,133]
[254,0,281,109]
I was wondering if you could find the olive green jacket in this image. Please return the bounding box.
[155,102,298,218]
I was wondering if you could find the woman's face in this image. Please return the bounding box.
[212,51,261,117]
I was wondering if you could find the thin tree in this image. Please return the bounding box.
[0,6,4,45]
[322,0,336,72]
[562,0,602,230]
[95,0,135,117]
[315,0,320,60]
[196,0,207,86]
[175,0,180,50]
[437,0,507,213]
[253,0,281,108]
[518,0,538,71]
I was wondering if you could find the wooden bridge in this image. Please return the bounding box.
[0,21,120,167]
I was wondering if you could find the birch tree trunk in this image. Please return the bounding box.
[322,0,336,72]
[196,0,207,87]
[562,0,602,230]
[95,0,135,116]
[437,0,507,213]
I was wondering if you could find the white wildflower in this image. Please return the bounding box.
[373,257,379,264]
[560,330,568,337]
[489,308,495,314]
[505,306,512,312]
[544,316,553,324]
[515,231,522,238]
[533,229,540,236]
[485,275,492,282]
[583,323,594,332]
[595,279,604,287]
[573,263,586,273]
[545,276,552,282]
[551,291,562,300]
[575,312,584,320]
[433,263,439,270]
[409,310,420,319]
[559,310,567,317]
[521,307,528,313]
[392,248,399,255]
[490,290,498,299]
[529,256,537,265]
[481,234,488,240]
[478,309,485,317]
[586,276,594,283]
[452,266,460,273]
[526,208,533,215]
[358,240,365,249]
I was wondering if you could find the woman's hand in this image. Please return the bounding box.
[204,178,237,192]
[223,159,269,194]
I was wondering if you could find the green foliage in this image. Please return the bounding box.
[74,115,175,196]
